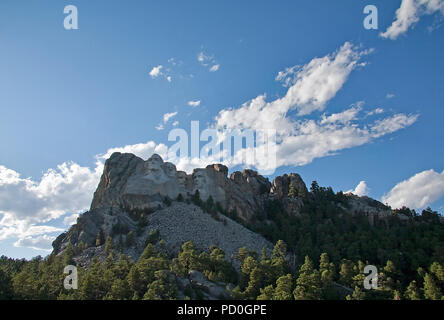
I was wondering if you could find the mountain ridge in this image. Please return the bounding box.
[52,152,398,264]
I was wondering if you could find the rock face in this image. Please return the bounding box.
[52,152,394,262]
[343,194,392,226]
[91,152,273,222]
[53,152,277,263]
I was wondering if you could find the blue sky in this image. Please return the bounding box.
[1,0,444,258]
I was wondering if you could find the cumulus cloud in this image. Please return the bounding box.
[0,162,101,251]
[275,65,298,87]
[14,235,56,252]
[0,140,170,251]
[216,42,371,125]
[382,169,444,209]
[347,181,369,196]
[97,141,168,162]
[211,42,417,170]
[63,213,79,226]
[188,100,201,107]
[381,0,444,40]
[0,163,102,225]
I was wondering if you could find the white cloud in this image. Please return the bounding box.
[216,42,371,128]
[155,124,164,131]
[163,111,178,124]
[386,93,396,99]
[209,64,220,72]
[275,65,298,87]
[0,161,101,250]
[320,104,362,125]
[198,51,220,72]
[0,140,169,251]
[14,235,55,252]
[0,163,102,225]
[347,181,369,196]
[370,113,419,138]
[367,107,385,116]
[149,65,173,82]
[63,213,79,226]
[382,169,444,209]
[213,42,417,171]
[188,100,201,107]
[97,141,168,162]
[172,120,179,127]
[381,0,444,40]
[149,65,163,78]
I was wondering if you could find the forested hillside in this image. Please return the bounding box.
[1,181,443,300]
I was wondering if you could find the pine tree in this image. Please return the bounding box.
[310,181,320,194]
[423,273,442,300]
[0,269,13,300]
[405,280,421,300]
[346,286,366,300]
[273,274,293,300]
[63,243,75,266]
[271,240,287,260]
[140,243,156,260]
[113,255,133,280]
[430,262,444,282]
[393,290,401,300]
[96,229,105,246]
[339,260,355,287]
[177,241,199,273]
[257,285,274,300]
[293,256,321,300]
[271,240,288,277]
[104,236,113,255]
[244,267,264,299]
[319,253,335,286]
[127,266,144,297]
[143,270,177,300]
[108,278,131,300]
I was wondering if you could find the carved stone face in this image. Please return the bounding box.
[142,155,168,183]
[192,169,208,189]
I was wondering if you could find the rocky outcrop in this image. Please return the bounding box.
[271,173,308,199]
[52,152,396,262]
[343,194,392,225]
[90,152,273,222]
[54,202,273,269]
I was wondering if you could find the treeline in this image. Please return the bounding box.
[246,181,444,293]
[1,181,444,300]
[1,238,443,300]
